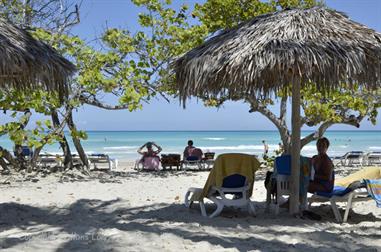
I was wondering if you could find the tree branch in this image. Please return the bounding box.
[300,116,362,148]
[79,95,137,110]
[279,96,287,122]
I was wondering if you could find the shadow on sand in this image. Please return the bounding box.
[0,198,380,251]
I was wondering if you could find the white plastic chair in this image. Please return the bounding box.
[340,151,365,167]
[88,154,116,170]
[309,188,370,223]
[274,174,292,215]
[184,174,256,218]
[365,152,381,166]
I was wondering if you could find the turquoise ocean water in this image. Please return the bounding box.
[0,131,380,160]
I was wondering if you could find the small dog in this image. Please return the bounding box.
[264,171,277,202]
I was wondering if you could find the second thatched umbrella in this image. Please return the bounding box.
[0,17,75,97]
[174,7,381,213]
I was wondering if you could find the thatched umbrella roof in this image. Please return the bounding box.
[0,17,75,97]
[173,7,381,214]
[174,7,381,101]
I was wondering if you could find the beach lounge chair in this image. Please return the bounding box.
[36,154,62,168]
[181,148,204,170]
[134,156,161,171]
[161,154,181,170]
[308,167,381,223]
[184,153,261,218]
[203,152,215,170]
[88,153,117,170]
[308,187,369,223]
[364,151,381,166]
[14,146,33,160]
[339,151,365,167]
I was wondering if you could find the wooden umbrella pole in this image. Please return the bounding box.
[290,78,301,214]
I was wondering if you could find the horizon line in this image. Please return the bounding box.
[65,129,381,132]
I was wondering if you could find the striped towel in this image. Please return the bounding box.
[364,179,381,208]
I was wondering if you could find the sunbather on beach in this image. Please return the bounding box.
[137,142,162,160]
[309,137,334,193]
[183,140,203,161]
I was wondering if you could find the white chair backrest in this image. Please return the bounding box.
[277,174,291,195]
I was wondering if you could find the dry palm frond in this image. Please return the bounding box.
[174,7,381,103]
[0,17,75,98]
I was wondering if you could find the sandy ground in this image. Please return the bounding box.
[0,161,380,252]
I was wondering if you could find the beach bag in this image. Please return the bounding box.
[143,156,160,170]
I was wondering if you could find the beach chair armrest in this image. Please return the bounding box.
[219,185,250,193]
[188,187,202,193]
[210,185,249,200]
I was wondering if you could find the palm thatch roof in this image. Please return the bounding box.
[174,7,381,101]
[0,17,75,97]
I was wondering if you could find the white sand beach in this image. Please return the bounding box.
[0,162,380,252]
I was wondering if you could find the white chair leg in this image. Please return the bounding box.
[200,200,207,217]
[209,201,224,218]
[265,189,271,213]
[248,201,256,216]
[184,190,192,208]
[343,193,354,223]
[330,198,343,223]
[275,204,280,215]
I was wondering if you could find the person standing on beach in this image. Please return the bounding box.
[262,140,269,158]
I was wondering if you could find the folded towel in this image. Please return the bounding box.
[364,179,381,208]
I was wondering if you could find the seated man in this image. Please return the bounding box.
[137,142,162,170]
[183,140,203,161]
[309,137,334,193]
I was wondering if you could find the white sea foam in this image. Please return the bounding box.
[203,137,226,141]
[104,151,137,154]
[302,145,316,151]
[103,146,138,150]
[199,144,278,151]
[369,146,381,150]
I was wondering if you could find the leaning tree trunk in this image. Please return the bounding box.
[67,109,89,169]
[51,110,73,169]
[0,147,17,171]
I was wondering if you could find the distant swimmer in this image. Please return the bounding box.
[262,140,269,158]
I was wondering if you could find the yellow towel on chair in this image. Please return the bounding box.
[335,166,381,187]
[194,153,261,201]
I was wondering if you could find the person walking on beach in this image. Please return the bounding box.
[262,140,269,158]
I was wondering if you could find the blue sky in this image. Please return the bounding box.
[68,0,381,131]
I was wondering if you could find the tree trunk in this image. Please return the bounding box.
[0,147,17,167]
[51,110,73,169]
[290,78,301,214]
[30,146,43,172]
[67,110,89,169]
